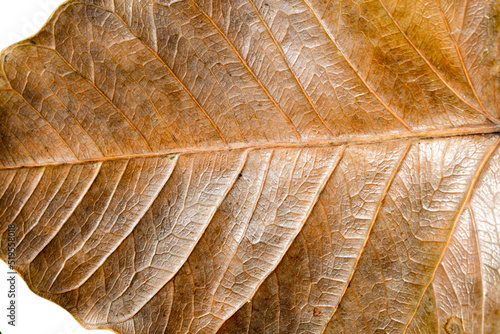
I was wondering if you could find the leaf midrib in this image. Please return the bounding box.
[1,124,498,171]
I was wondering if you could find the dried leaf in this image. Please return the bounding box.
[0,0,499,333]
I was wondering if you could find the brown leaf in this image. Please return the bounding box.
[0,0,499,333]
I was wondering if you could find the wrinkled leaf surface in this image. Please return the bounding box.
[0,0,500,333]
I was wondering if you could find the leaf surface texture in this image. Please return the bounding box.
[0,0,499,333]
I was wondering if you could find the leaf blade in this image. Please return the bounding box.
[0,0,499,333]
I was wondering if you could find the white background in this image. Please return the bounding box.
[0,1,113,333]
